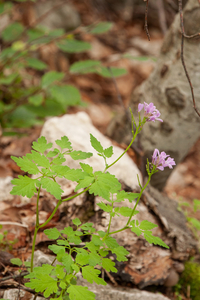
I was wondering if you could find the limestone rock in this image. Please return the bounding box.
[40,112,141,190]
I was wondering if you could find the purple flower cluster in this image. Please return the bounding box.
[152,149,176,171]
[138,102,163,122]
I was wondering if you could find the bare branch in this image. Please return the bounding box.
[144,0,150,41]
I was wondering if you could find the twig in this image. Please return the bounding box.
[144,0,150,41]
[0,222,28,228]
[178,0,200,117]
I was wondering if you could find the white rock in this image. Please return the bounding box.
[3,289,44,300]
[0,176,14,201]
[41,112,141,189]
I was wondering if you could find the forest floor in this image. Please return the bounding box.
[0,1,200,300]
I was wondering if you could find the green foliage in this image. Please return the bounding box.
[90,22,113,34]
[179,261,200,300]
[0,225,18,251]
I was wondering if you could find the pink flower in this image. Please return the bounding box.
[138,102,163,122]
[152,149,176,171]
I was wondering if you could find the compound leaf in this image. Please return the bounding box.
[111,246,129,262]
[32,136,52,154]
[25,275,58,298]
[82,266,106,285]
[11,176,38,198]
[144,232,169,249]
[104,236,119,249]
[67,285,95,300]
[139,220,158,231]
[27,150,50,169]
[102,258,117,273]
[11,155,39,175]
[56,136,72,150]
[74,176,94,192]
[69,150,93,160]
[40,177,63,199]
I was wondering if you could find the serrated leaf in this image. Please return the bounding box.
[57,39,91,53]
[67,285,95,300]
[25,275,58,298]
[44,228,60,240]
[111,246,129,262]
[144,232,169,249]
[90,134,103,153]
[119,207,134,217]
[104,236,119,249]
[28,94,43,106]
[11,176,38,198]
[74,176,94,192]
[47,148,60,157]
[52,156,66,165]
[57,239,69,246]
[75,251,89,266]
[79,163,93,175]
[64,168,85,182]
[90,22,113,34]
[116,190,139,203]
[131,226,142,237]
[69,150,93,160]
[55,136,72,150]
[11,155,40,175]
[92,235,104,246]
[51,165,70,176]
[40,177,63,199]
[62,253,73,273]
[70,60,100,74]
[55,265,65,279]
[139,220,158,231]
[103,146,113,158]
[26,57,47,70]
[27,150,50,169]
[10,258,23,266]
[48,244,65,254]
[82,266,106,285]
[71,263,79,273]
[32,136,52,154]
[41,71,64,88]
[97,202,112,213]
[88,252,101,266]
[102,258,117,272]
[2,22,24,42]
[72,218,81,226]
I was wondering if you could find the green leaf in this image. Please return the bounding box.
[26,58,47,70]
[11,155,40,175]
[51,165,70,176]
[88,252,101,266]
[90,134,103,153]
[27,150,50,169]
[50,85,81,107]
[67,285,95,300]
[44,228,60,240]
[119,207,135,217]
[64,169,85,182]
[72,218,81,226]
[103,146,113,158]
[74,176,94,192]
[55,265,65,279]
[57,239,69,247]
[143,232,169,249]
[75,251,89,266]
[40,178,64,199]
[70,60,101,74]
[25,275,58,298]
[131,226,142,237]
[102,258,117,272]
[10,258,23,266]
[0,2,13,14]
[97,202,112,213]
[82,266,106,285]
[190,218,200,230]
[41,71,64,88]
[69,151,93,160]
[89,172,121,201]
[116,190,139,203]
[11,176,38,198]
[48,244,65,254]
[28,94,43,106]
[79,163,93,175]
[193,199,200,212]
[139,220,158,231]
[97,66,127,78]
[0,73,19,85]
[56,136,72,150]
[92,235,104,246]
[47,148,60,157]
[90,22,113,34]
[112,246,129,262]
[32,136,52,154]
[57,39,91,53]
[2,22,24,42]
[62,253,73,273]
[104,236,119,249]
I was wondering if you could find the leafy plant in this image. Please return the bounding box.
[10,104,175,299]
[0,1,126,133]
[0,224,18,251]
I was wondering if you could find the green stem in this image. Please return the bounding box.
[31,185,41,272]
[106,201,114,235]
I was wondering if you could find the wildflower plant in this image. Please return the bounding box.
[10,104,175,300]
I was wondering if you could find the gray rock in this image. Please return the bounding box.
[34,0,80,31]
[40,112,141,190]
[3,289,44,300]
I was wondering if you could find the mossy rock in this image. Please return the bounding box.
[179,261,200,300]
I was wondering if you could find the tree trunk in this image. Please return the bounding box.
[107,0,200,190]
